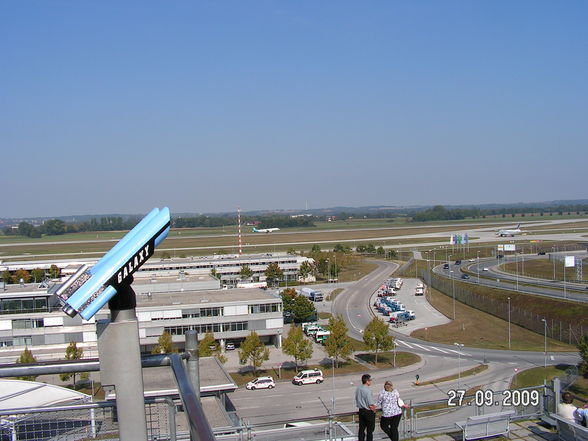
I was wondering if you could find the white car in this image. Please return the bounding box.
[483,267,489,271]
[292,369,323,385]
[246,376,275,390]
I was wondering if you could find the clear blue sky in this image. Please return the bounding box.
[1,1,586,218]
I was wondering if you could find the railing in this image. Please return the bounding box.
[0,398,175,441]
[0,385,549,441]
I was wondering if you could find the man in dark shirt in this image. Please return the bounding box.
[355,374,377,441]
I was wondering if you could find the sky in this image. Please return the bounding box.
[1,1,587,218]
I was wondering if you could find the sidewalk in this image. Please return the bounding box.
[414,420,557,441]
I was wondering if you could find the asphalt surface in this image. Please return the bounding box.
[433,253,588,303]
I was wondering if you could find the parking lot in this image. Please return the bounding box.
[371,278,450,336]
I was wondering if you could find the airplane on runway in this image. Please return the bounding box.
[496,224,523,237]
[252,227,280,233]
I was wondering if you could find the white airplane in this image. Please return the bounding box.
[496,223,523,237]
[252,227,280,233]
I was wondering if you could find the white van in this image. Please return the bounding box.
[292,369,324,385]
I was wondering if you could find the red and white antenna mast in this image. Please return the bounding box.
[237,207,242,255]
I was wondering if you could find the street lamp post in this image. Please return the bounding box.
[450,270,456,320]
[507,297,511,349]
[515,253,519,291]
[541,318,547,369]
[454,343,464,389]
[552,247,556,280]
[331,357,335,413]
[477,251,480,284]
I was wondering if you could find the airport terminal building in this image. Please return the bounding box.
[0,253,301,362]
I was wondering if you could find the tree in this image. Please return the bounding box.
[316,258,329,276]
[282,325,313,371]
[311,244,321,253]
[356,244,366,253]
[49,264,61,279]
[287,248,297,255]
[240,264,253,280]
[199,332,227,364]
[325,315,352,367]
[15,347,38,381]
[42,219,66,236]
[17,221,34,237]
[386,250,398,259]
[264,262,283,286]
[2,271,10,285]
[59,342,87,388]
[366,243,376,254]
[12,269,31,284]
[152,330,175,354]
[291,295,317,323]
[31,268,45,283]
[210,268,221,279]
[239,331,269,375]
[578,332,588,378]
[299,261,314,280]
[376,246,385,256]
[363,317,394,364]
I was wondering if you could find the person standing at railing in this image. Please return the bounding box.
[558,391,577,423]
[376,381,410,441]
[355,374,377,441]
[574,402,588,427]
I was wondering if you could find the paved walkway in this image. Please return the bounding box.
[414,419,557,441]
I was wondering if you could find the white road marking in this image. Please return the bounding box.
[430,346,450,354]
[396,341,414,349]
[412,343,432,352]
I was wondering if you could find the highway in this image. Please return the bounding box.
[433,253,588,304]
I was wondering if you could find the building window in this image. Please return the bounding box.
[224,321,248,332]
[13,319,43,329]
[13,337,32,346]
[248,303,280,314]
[200,307,222,317]
[0,297,48,315]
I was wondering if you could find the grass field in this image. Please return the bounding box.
[417,364,488,386]
[501,259,588,282]
[410,287,577,351]
[511,365,588,402]
[355,351,421,369]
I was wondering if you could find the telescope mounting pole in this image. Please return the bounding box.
[97,276,148,441]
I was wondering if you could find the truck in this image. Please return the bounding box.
[390,310,411,322]
[301,287,324,302]
[300,287,315,298]
[310,290,324,302]
[314,330,331,344]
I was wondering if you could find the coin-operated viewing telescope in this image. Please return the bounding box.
[54,207,171,320]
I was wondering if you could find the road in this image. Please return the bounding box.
[433,254,588,303]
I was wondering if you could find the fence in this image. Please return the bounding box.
[0,398,175,441]
[420,269,586,345]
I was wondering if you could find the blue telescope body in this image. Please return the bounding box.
[55,207,171,320]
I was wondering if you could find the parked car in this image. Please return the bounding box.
[483,267,489,271]
[246,376,275,390]
[225,342,235,351]
[292,369,324,385]
[443,263,450,269]
[538,251,546,255]
[455,260,462,265]
[461,274,470,279]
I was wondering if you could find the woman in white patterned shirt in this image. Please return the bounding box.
[376,381,409,441]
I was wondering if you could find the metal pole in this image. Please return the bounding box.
[508,297,511,350]
[97,284,148,441]
[454,343,463,389]
[542,318,547,369]
[477,252,480,284]
[331,358,336,413]
[185,330,200,401]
